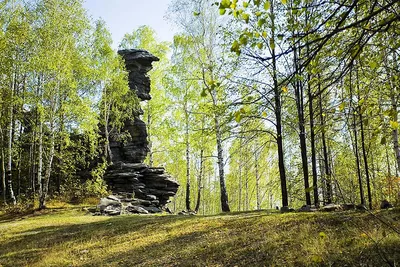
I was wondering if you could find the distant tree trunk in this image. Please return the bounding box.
[17,147,22,197]
[319,155,326,202]
[29,135,36,198]
[293,44,311,206]
[255,148,261,210]
[1,129,6,204]
[209,87,230,212]
[37,118,43,203]
[37,76,44,208]
[238,138,243,211]
[184,100,191,211]
[359,114,372,208]
[391,94,400,175]
[39,95,57,209]
[349,69,365,206]
[308,80,318,207]
[318,79,331,204]
[245,163,249,211]
[7,74,16,206]
[39,127,55,209]
[357,70,372,209]
[385,147,393,201]
[271,0,288,208]
[194,149,203,213]
[389,52,400,175]
[304,0,318,208]
[104,103,113,165]
[215,116,230,212]
[55,111,65,194]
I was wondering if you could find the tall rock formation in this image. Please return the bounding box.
[100,49,179,215]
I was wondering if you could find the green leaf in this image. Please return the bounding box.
[200,90,207,97]
[239,35,248,45]
[231,40,241,55]
[242,13,250,23]
[269,38,275,49]
[219,8,226,15]
[243,1,249,7]
[253,0,261,6]
[193,11,201,16]
[369,61,378,69]
[234,111,242,123]
[264,1,270,10]
[258,18,266,27]
[390,121,399,129]
[220,0,231,9]
[339,102,345,112]
[257,42,263,49]
[281,0,287,4]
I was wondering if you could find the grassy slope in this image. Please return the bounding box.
[0,208,399,267]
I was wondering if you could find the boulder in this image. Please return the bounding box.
[131,199,152,206]
[280,206,295,212]
[98,196,121,212]
[126,204,149,214]
[380,200,393,209]
[144,206,162,213]
[321,204,342,212]
[298,205,317,212]
[104,205,121,216]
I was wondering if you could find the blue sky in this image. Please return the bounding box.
[83,0,176,48]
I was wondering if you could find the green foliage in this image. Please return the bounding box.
[0,0,137,206]
[84,177,108,197]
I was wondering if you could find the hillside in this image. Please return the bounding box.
[0,208,399,267]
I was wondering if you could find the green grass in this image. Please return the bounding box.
[0,208,399,267]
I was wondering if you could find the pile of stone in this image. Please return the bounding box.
[94,195,166,216]
[94,49,179,215]
[104,162,179,207]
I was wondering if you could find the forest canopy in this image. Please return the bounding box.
[0,0,399,214]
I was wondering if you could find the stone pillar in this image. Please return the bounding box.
[101,49,179,215]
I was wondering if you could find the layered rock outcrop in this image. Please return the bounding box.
[100,49,179,215]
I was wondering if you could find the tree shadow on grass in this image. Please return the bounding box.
[0,209,399,267]
[81,211,400,267]
[0,213,194,266]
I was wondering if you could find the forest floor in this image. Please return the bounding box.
[0,206,399,267]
